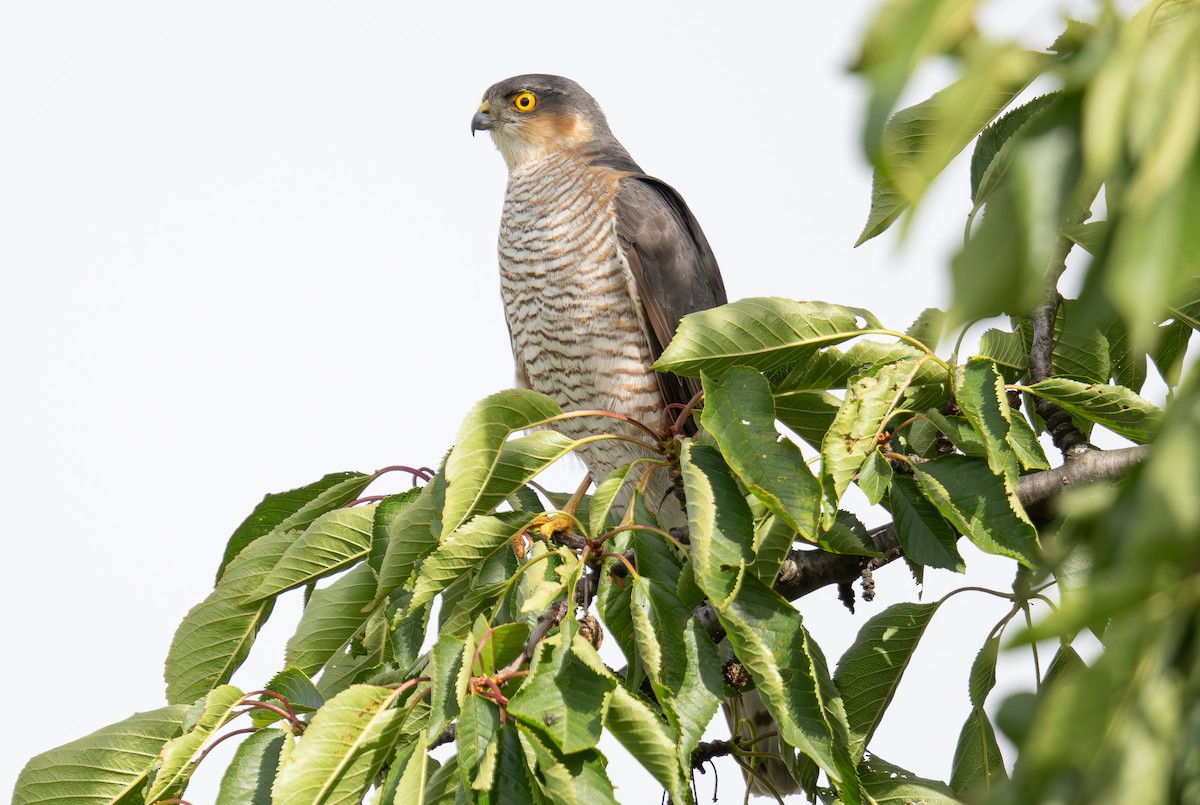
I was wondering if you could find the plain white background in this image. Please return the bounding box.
[2,1,1106,802]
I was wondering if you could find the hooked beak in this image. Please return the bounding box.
[471,100,493,136]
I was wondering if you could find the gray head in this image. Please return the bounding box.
[471,74,619,171]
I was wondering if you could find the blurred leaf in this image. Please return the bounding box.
[1023,377,1163,442]
[906,307,947,351]
[971,93,1063,206]
[915,455,1039,566]
[1062,220,1109,255]
[834,602,940,762]
[949,707,1007,796]
[858,45,1049,244]
[1153,318,1192,389]
[968,636,1001,708]
[889,476,965,571]
[442,389,564,538]
[13,705,189,805]
[858,756,961,804]
[654,298,878,377]
[703,368,821,537]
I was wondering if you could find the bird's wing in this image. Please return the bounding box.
[614,175,727,415]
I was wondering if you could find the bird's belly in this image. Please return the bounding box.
[499,212,664,481]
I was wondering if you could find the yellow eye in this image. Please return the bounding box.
[513,91,537,112]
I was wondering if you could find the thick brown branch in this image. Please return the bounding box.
[694,444,1150,642]
[1029,227,1090,455]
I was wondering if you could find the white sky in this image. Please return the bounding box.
[2,2,1102,802]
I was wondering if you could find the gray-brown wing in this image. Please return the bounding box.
[615,175,727,416]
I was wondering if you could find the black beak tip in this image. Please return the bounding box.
[471,111,492,136]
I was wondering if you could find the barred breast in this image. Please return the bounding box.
[498,152,667,493]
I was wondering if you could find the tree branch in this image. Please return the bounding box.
[693,444,1151,642]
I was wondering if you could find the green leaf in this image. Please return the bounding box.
[517,726,617,805]
[284,562,377,677]
[773,389,842,450]
[702,367,821,538]
[368,488,423,573]
[631,577,723,769]
[718,575,862,802]
[375,733,428,805]
[456,692,502,792]
[1007,409,1051,470]
[216,727,289,805]
[679,443,754,609]
[950,708,1007,795]
[493,723,543,802]
[822,356,930,504]
[956,358,1019,484]
[889,477,964,571]
[375,473,445,602]
[654,297,877,377]
[971,93,1063,205]
[1062,220,1109,255]
[833,602,940,762]
[13,705,189,805]
[468,620,529,676]
[505,624,615,755]
[858,756,961,804]
[165,528,293,704]
[977,328,1029,380]
[427,631,466,740]
[857,45,1049,244]
[1023,377,1164,442]
[247,506,376,602]
[915,455,1039,566]
[442,389,564,538]
[145,685,246,802]
[271,684,408,805]
[217,472,373,583]
[857,451,893,505]
[906,307,947,351]
[968,636,1001,709]
[588,465,632,538]
[776,340,933,391]
[603,686,690,804]
[409,513,527,611]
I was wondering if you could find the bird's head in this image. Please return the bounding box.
[472,74,613,171]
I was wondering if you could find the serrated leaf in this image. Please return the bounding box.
[217,472,373,583]
[859,756,961,804]
[456,692,502,792]
[702,367,822,538]
[246,506,376,602]
[374,473,444,602]
[493,723,542,802]
[858,451,893,505]
[165,528,293,704]
[858,45,1048,244]
[679,443,754,609]
[375,733,427,805]
[603,686,690,804]
[442,389,565,538]
[889,477,964,571]
[588,465,632,538]
[284,562,377,677]
[950,708,1007,795]
[977,328,1029,380]
[834,602,940,762]
[468,620,529,676]
[956,358,1019,484]
[823,356,929,504]
[505,625,614,755]
[630,577,723,769]
[409,513,527,611]
[1007,409,1051,470]
[271,684,408,805]
[718,575,862,802]
[517,726,617,805]
[915,455,1039,566]
[773,389,842,450]
[215,727,289,805]
[1023,377,1163,442]
[368,488,423,573]
[427,632,466,740]
[971,92,1063,205]
[654,298,878,377]
[145,685,245,802]
[968,636,1001,709]
[13,705,189,805]
[777,340,932,392]
[906,307,947,351]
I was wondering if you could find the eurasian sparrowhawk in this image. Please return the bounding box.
[472,74,796,796]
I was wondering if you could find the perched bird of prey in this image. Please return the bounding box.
[473,74,797,797]
[471,74,725,512]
